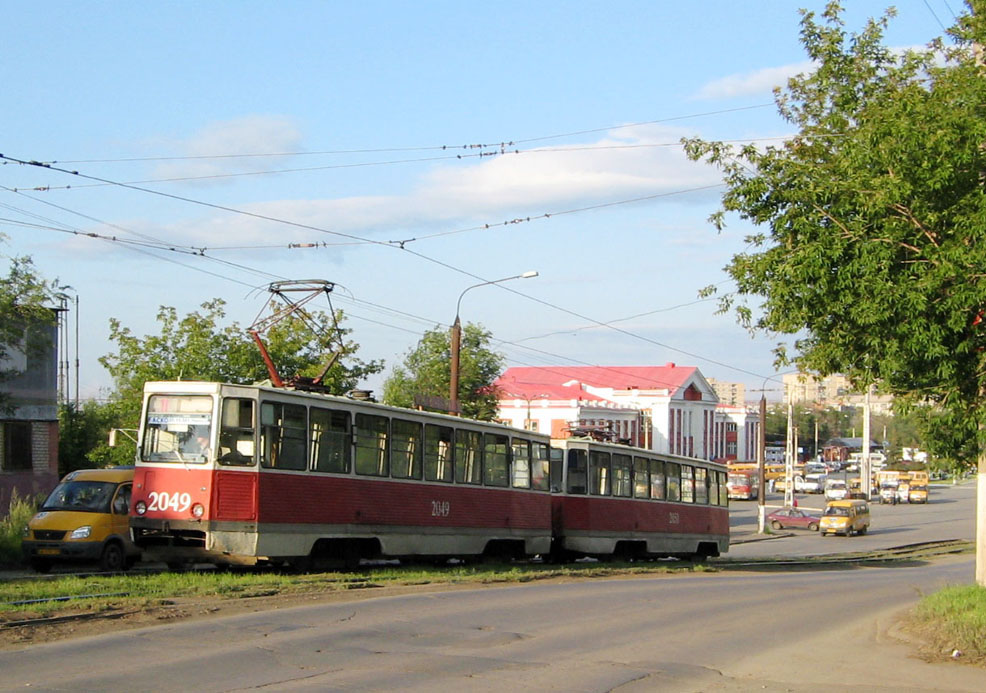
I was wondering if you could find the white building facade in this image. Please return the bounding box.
[496,364,754,463]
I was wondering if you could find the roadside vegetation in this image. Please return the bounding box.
[0,492,40,567]
[907,585,986,665]
[0,561,715,620]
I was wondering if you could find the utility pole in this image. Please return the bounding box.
[862,386,872,499]
[758,394,767,532]
[784,390,794,508]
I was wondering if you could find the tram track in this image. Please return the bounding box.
[0,540,971,633]
[712,539,972,569]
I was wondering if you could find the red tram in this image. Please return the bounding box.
[131,381,728,568]
[548,438,729,561]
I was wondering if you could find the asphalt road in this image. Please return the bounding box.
[0,482,981,692]
[726,480,976,559]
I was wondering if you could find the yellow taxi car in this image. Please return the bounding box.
[21,467,141,572]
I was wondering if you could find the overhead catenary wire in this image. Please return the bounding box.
[0,150,776,386]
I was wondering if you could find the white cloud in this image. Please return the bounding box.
[157,122,725,248]
[695,60,815,100]
[153,115,304,181]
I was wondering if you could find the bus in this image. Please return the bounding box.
[131,381,729,568]
[726,469,759,500]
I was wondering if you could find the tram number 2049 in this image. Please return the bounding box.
[431,500,451,517]
[146,491,192,513]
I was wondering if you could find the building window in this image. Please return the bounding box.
[2,422,32,471]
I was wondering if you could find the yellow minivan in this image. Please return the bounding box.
[819,498,871,537]
[21,467,141,573]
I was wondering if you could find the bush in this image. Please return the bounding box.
[0,489,41,567]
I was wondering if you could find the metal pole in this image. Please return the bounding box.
[758,394,767,533]
[449,316,461,415]
[862,386,872,499]
[449,271,537,417]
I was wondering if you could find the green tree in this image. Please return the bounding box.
[99,299,383,440]
[58,399,136,474]
[383,323,504,421]
[683,2,986,581]
[0,243,63,412]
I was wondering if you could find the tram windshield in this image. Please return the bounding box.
[142,394,214,463]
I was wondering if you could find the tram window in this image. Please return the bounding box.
[718,471,729,506]
[260,402,307,471]
[391,419,422,480]
[454,429,483,485]
[633,457,649,498]
[649,459,665,500]
[532,442,550,491]
[566,449,587,494]
[310,407,351,473]
[708,468,719,506]
[613,453,632,497]
[511,439,531,489]
[484,434,509,487]
[665,462,681,502]
[355,413,389,476]
[589,450,610,496]
[424,424,454,482]
[681,465,695,503]
[695,467,708,504]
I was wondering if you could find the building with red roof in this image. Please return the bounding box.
[495,363,758,462]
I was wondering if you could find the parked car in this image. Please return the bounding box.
[767,507,821,531]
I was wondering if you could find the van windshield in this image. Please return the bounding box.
[824,506,850,516]
[41,481,118,513]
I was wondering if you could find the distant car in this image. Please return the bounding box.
[825,479,848,500]
[767,507,821,531]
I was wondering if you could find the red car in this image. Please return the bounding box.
[767,507,821,531]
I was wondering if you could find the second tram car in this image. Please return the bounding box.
[549,438,729,561]
[131,381,729,568]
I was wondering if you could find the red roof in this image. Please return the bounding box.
[495,364,697,401]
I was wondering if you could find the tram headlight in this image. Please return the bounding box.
[191,503,205,519]
[135,500,147,516]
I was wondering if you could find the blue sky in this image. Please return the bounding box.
[1,1,957,402]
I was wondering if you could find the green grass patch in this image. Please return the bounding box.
[908,585,986,664]
[0,560,705,618]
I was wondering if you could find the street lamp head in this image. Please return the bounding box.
[520,270,539,279]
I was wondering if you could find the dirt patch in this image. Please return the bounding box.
[0,582,461,651]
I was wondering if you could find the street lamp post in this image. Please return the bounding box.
[449,271,538,415]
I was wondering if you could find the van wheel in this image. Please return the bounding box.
[858,526,868,535]
[100,541,127,572]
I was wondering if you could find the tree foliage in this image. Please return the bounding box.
[684,2,986,464]
[58,400,134,473]
[0,242,64,412]
[100,298,384,428]
[382,323,505,421]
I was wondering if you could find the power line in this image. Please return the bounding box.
[1,153,774,385]
[30,103,775,166]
